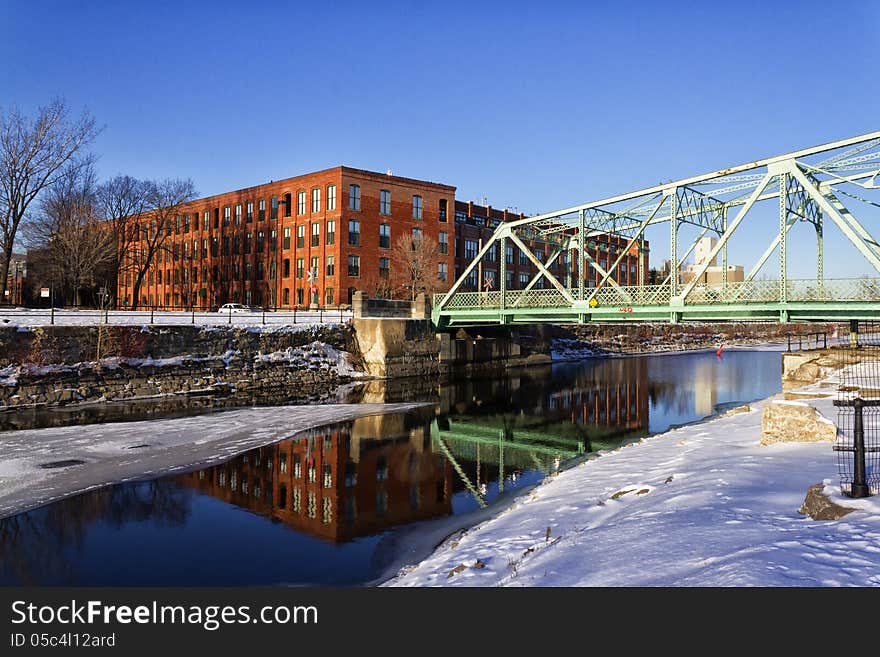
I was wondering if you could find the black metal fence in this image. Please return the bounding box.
[834,321,880,497]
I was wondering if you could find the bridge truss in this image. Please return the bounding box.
[433,131,880,327]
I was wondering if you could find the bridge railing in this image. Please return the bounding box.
[434,277,880,312]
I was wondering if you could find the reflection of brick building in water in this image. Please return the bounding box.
[180,414,453,543]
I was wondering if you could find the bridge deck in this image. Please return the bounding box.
[433,278,880,326]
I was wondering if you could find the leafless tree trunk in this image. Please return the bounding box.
[23,162,115,307]
[127,178,196,310]
[0,99,99,303]
[390,233,442,301]
[97,175,150,308]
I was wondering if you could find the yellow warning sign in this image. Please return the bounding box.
[588,298,598,308]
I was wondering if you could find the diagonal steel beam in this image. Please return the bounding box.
[510,238,568,307]
[437,227,507,310]
[788,164,880,274]
[679,172,775,301]
[588,195,667,304]
[508,232,575,303]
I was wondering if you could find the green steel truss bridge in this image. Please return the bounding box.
[433,131,880,327]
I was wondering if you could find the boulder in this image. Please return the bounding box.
[760,400,837,445]
[798,483,855,520]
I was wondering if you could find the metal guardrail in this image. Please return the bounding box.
[434,278,880,311]
[0,306,353,327]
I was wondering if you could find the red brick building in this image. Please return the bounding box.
[117,167,648,309]
[118,167,456,309]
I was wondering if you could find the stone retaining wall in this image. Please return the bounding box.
[0,325,358,410]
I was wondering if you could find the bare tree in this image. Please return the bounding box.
[0,99,100,303]
[97,175,150,307]
[390,233,442,300]
[360,271,394,300]
[24,162,115,306]
[127,178,196,310]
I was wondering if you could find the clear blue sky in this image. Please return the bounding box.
[2,0,878,277]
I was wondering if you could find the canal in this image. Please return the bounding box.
[0,348,782,585]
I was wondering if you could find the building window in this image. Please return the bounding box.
[349,184,360,211]
[258,198,265,221]
[311,188,321,213]
[439,199,447,222]
[439,231,448,254]
[235,204,242,225]
[325,287,334,305]
[455,210,467,223]
[270,227,277,252]
[297,288,304,305]
[379,224,390,249]
[297,190,306,215]
[327,185,336,211]
[506,244,514,264]
[464,239,478,260]
[326,255,335,276]
[246,201,253,223]
[297,224,305,249]
[223,206,230,226]
[244,232,252,254]
[520,251,529,266]
[203,210,209,231]
[311,222,320,247]
[411,227,422,244]
[519,272,529,286]
[257,230,265,252]
[270,196,278,220]
[283,288,290,305]
[380,189,391,215]
[296,258,304,279]
[485,244,497,262]
[379,257,390,278]
[283,192,291,217]
[283,226,291,250]
[326,220,335,245]
[466,269,478,288]
[348,255,360,277]
[310,257,319,281]
[348,220,360,246]
[283,258,290,277]
[412,195,422,220]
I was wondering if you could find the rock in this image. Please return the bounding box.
[473,560,485,569]
[760,401,837,446]
[447,564,468,578]
[798,483,856,520]
[726,404,751,415]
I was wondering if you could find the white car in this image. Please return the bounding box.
[217,303,258,314]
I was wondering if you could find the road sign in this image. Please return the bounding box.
[40,288,50,298]
[588,298,598,308]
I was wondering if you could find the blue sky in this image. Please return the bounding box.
[2,0,878,277]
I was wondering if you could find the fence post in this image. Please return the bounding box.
[319,307,323,322]
[191,306,195,325]
[293,307,296,324]
[262,307,266,325]
[228,306,232,325]
[851,398,870,498]
[150,308,154,325]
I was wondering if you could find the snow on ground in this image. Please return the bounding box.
[387,375,880,587]
[0,308,351,328]
[0,402,427,520]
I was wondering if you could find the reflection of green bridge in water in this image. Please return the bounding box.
[431,415,646,508]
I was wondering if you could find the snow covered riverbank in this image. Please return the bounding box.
[0,402,429,520]
[386,376,880,587]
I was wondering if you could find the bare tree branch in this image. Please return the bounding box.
[0,99,101,302]
[390,233,443,301]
